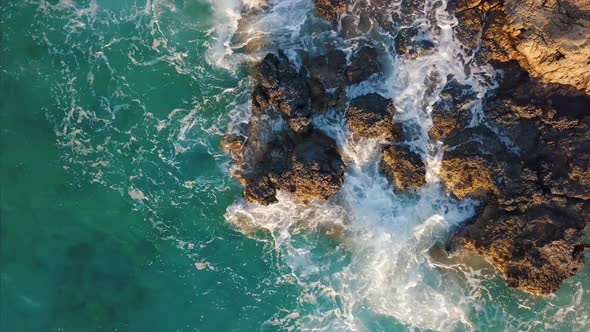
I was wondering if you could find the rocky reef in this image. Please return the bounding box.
[224,0,589,295]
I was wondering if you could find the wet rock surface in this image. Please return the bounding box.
[314,0,350,21]
[224,50,348,205]
[346,46,381,84]
[226,0,590,295]
[450,0,590,94]
[395,27,436,58]
[303,47,347,113]
[346,93,397,140]
[429,79,477,141]
[257,52,313,133]
[442,71,590,294]
[381,145,427,191]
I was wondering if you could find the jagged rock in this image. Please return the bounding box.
[458,204,587,295]
[346,46,381,84]
[445,76,590,294]
[276,132,346,203]
[303,47,347,112]
[346,93,397,140]
[304,47,347,89]
[314,0,350,21]
[381,145,426,191]
[233,129,346,205]
[258,51,312,133]
[440,155,498,200]
[451,0,590,94]
[429,79,477,141]
[395,27,436,58]
[224,51,347,205]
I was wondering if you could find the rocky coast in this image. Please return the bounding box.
[223,0,590,295]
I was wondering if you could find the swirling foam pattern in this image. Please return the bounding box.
[0,0,588,331]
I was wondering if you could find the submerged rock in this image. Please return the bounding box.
[381,145,426,191]
[346,93,397,140]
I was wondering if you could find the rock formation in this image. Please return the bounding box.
[451,0,590,94]
[439,70,590,294]
[346,93,397,140]
[382,145,427,191]
[225,0,590,295]
[223,51,346,205]
[436,0,590,294]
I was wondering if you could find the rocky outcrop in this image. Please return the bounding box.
[451,0,590,94]
[303,47,347,113]
[382,145,427,191]
[346,93,397,140]
[223,51,347,205]
[257,52,313,133]
[429,80,477,141]
[458,204,587,294]
[442,70,590,294]
[395,27,436,58]
[346,46,381,84]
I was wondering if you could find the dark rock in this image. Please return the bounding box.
[346,93,397,140]
[224,51,348,205]
[457,204,586,295]
[381,145,426,191]
[429,79,477,141]
[304,47,347,90]
[233,128,345,205]
[243,174,278,205]
[276,132,346,203]
[303,47,347,113]
[258,51,312,133]
[444,70,590,294]
[346,46,381,84]
[395,27,436,58]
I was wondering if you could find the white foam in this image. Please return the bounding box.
[222,0,501,330]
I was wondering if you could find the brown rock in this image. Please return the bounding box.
[458,204,586,295]
[381,145,427,191]
[440,156,498,200]
[346,93,397,140]
[314,0,350,21]
[429,80,477,141]
[276,132,346,203]
[451,0,590,93]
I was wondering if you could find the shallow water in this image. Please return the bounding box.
[0,0,588,331]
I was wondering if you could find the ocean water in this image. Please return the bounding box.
[0,1,588,331]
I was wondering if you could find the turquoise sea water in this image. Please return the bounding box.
[1,1,589,331]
